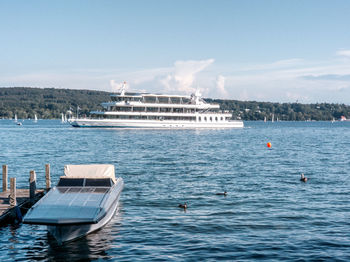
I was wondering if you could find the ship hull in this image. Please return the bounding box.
[70,119,244,129]
[47,191,121,244]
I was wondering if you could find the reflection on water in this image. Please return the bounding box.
[20,209,122,261]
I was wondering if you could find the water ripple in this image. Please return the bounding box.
[1,120,350,261]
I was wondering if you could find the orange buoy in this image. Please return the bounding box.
[267,142,271,148]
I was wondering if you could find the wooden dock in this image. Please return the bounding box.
[0,189,45,224]
[0,164,50,225]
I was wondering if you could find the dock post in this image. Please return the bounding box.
[45,164,51,191]
[2,165,8,192]
[29,170,37,203]
[10,177,16,207]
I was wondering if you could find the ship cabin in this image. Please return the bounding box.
[90,92,233,122]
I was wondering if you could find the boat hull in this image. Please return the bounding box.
[47,191,122,244]
[70,119,244,129]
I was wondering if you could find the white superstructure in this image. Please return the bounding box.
[70,84,243,128]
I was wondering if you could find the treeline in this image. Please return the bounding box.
[0,87,110,119]
[207,99,350,121]
[0,87,349,121]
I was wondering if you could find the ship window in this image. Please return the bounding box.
[117,107,132,112]
[182,98,191,104]
[221,117,223,121]
[57,178,84,187]
[158,97,169,104]
[215,117,218,121]
[133,107,145,112]
[204,117,207,121]
[160,107,171,112]
[147,107,159,112]
[171,98,180,104]
[85,178,113,187]
[173,108,183,113]
[145,96,157,103]
[129,97,141,102]
[210,117,212,121]
[199,117,201,122]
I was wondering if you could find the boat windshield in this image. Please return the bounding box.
[57,178,84,187]
[57,178,114,187]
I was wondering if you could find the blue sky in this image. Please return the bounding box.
[1,0,350,103]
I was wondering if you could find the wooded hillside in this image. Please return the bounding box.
[0,87,349,120]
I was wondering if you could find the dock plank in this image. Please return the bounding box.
[0,189,45,222]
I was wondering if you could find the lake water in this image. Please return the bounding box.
[0,120,350,261]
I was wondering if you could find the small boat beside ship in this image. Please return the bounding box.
[69,83,243,128]
[23,164,124,244]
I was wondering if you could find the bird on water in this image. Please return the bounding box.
[178,203,187,209]
[300,173,308,182]
[216,191,228,196]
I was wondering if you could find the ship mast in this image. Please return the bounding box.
[120,81,127,96]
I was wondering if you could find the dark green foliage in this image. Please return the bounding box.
[205,99,350,121]
[0,87,348,120]
[0,87,110,119]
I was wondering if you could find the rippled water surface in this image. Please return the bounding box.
[1,120,350,261]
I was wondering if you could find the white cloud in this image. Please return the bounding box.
[215,75,228,98]
[221,55,350,103]
[336,49,350,58]
[159,59,214,94]
[109,80,120,91]
[2,52,350,103]
[110,80,130,92]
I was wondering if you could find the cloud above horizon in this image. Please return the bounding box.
[159,59,214,94]
[215,75,228,97]
[336,49,350,58]
[1,50,350,103]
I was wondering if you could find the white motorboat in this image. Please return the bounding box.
[23,164,124,244]
[69,83,244,129]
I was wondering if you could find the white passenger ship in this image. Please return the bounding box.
[70,84,243,128]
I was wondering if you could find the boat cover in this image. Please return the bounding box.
[23,164,123,225]
[23,187,110,225]
[64,164,116,183]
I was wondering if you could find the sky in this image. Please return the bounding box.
[1,0,350,103]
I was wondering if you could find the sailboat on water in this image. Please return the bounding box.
[61,113,67,123]
[34,114,38,123]
[14,114,22,125]
[271,114,275,123]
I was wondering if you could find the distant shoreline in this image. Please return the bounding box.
[1,87,350,121]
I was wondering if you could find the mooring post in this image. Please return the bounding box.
[2,165,8,192]
[29,170,37,202]
[45,164,51,191]
[10,177,16,207]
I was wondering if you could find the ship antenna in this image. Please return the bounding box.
[194,89,202,104]
[120,81,126,96]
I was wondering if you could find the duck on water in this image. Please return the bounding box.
[300,173,308,182]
